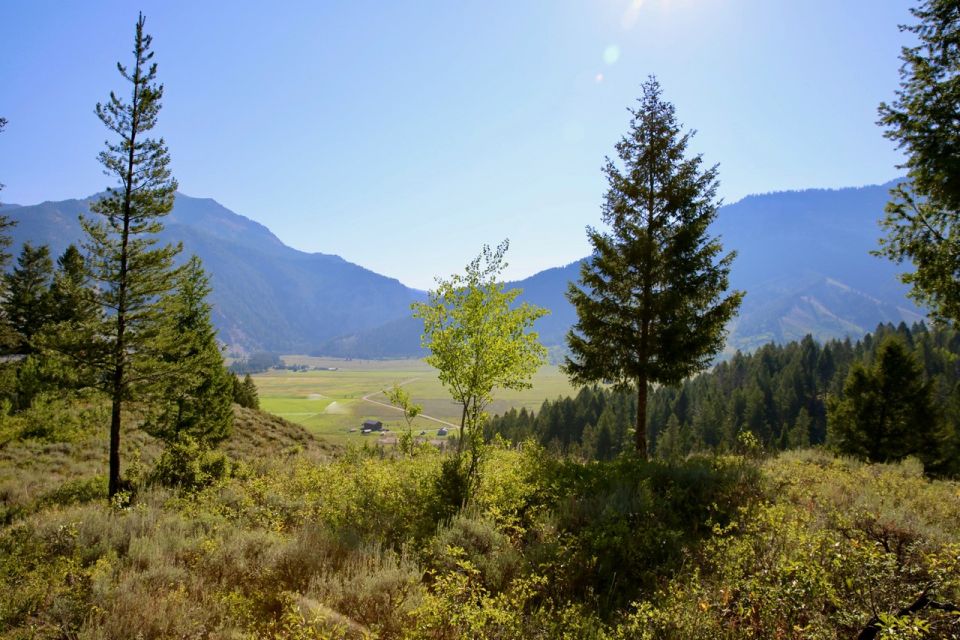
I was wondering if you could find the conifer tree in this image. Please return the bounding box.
[232,373,260,409]
[83,14,181,498]
[828,336,942,467]
[146,256,232,445]
[49,245,98,326]
[877,0,960,323]
[565,77,743,457]
[2,243,54,354]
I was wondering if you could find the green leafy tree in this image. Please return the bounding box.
[146,256,233,446]
[82,14,181,498]
[828,336,943,468]
[412,241,547,505]
[414,241,547,452]
[385,382,422,433]
[877,0,960,322]
[564,76,743,457]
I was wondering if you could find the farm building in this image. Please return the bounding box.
[362,420,383,432]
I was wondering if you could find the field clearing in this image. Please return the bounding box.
[254,357,577,443]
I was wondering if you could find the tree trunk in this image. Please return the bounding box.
[108,388,122,498]
[457,401,468,456]
[635,378,648,457]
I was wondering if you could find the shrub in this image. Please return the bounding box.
[151,434,231,491]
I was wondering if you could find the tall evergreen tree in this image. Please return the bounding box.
[146,256,232,445]
[2,243,54,354]
[83,14,181,498]
[564,77,743,457]
[49,245,98,326]
[828,336,943,469]
[877,0,960,323]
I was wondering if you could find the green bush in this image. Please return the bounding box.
[151,434,231,491]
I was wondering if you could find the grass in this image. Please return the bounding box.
[256,358,577,444]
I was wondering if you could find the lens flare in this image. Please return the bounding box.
[622,0,645,30]
[603,45,621,65]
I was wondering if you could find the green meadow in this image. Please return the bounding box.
[254,357,577,443]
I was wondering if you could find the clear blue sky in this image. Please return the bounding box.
[1,0,912,289]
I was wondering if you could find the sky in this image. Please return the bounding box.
[0,0,914,289]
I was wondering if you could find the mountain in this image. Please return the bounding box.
[2,194,423,353]
[329,180,924,357]
[4,180,925,357]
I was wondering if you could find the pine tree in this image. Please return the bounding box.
[146,256,233,445]
[3,243,54,354]
[49,245,97,326]
[83,14,181,498]
[240,374,259,410]
[564,77,743,457]
[877,0,960,323]
[828,336,942,467]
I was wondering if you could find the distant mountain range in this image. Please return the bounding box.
[1,180,924,357]
[0,194,424,353]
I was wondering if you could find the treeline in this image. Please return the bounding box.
[0,243,261,409]
[488,322,960,472]
[0,16,261,498]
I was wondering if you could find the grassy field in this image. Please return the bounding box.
[255,357,577,443]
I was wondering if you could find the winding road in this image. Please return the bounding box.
[360,378,458,429]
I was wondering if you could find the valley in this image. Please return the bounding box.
[254,357,577,443]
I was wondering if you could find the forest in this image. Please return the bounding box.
[2,1,960,638]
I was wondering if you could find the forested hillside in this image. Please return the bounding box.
[1,194,423,353]
[489,322,960,473]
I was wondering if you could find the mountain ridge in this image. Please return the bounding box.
[5,180,925,356]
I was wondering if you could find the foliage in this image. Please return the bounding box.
[1,394,960,638]
[490,322,960,475]
[150,433,231,491]
[2,243,54,355]
[146,255,233,446]
[877,0,960,323]
[565,76,742,457]
[67,14,181,498]
[230,351,283,374]
[233,372,261,409]
[384,382,422,446]
[828,336,946,471]
[412,240,547,505]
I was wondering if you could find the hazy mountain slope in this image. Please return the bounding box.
[5,194,423,353]
[7,181,924,357]
[332,180,924,357]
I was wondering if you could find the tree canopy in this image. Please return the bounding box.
[413,240,548,452]
[565,76,742,457]
[877,0,960,323]
[82,13,182,497]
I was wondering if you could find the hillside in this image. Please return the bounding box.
[2,404,959,637]
[1,194,424,353]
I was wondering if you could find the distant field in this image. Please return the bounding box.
[254,357,577,444]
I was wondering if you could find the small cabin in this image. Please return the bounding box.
[436,427,448,437]
[362,420,383,432]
